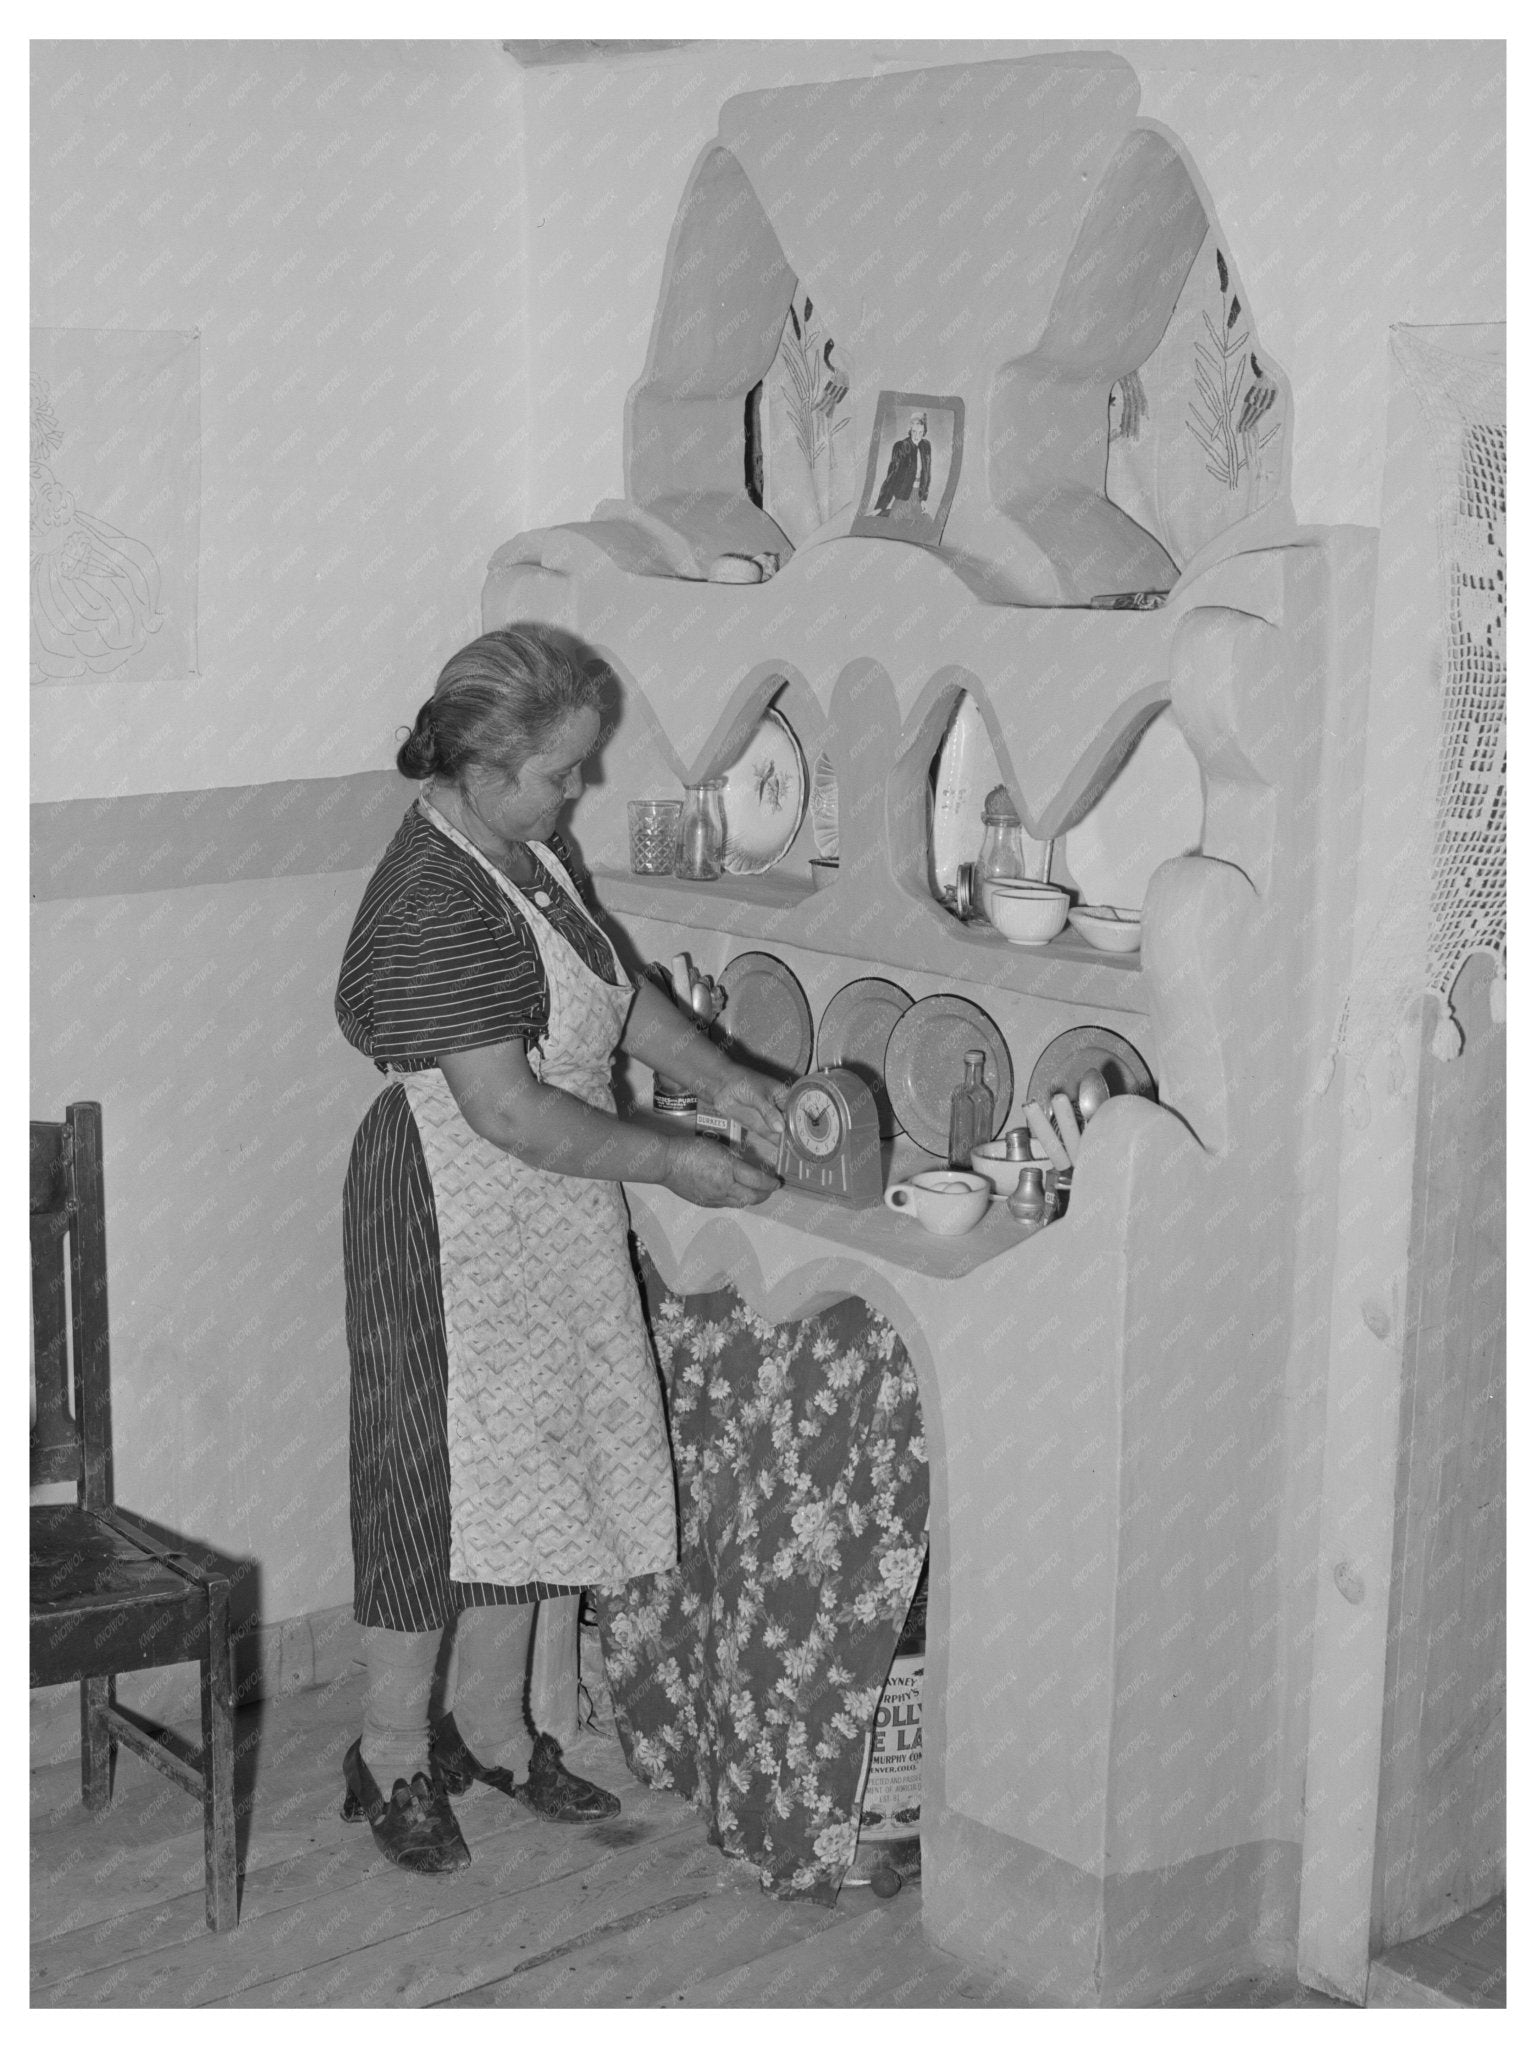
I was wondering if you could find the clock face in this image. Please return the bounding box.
[790,1082,843,1159]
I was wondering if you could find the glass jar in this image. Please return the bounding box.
[977,783,1027,882]
[675,780,727,882]
[946,1049,994,1170]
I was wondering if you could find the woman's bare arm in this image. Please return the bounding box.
[436,1036,778,1208]
[620,980,786,1142]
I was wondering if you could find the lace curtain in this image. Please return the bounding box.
[1320,331,1505,1106]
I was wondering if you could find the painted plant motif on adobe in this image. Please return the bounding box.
[1187,247,1280,493]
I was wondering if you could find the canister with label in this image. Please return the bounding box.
[847,1554,927,1893]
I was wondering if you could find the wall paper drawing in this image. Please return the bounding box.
[30,327,200,684]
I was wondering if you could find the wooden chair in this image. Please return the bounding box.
[30,1101,238,1933]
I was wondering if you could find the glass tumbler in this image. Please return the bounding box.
[628,798,682,875]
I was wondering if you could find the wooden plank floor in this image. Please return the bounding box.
[1366,1895,1506,2009]
[29,1671,1499,2008]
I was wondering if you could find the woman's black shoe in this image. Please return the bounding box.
[431,1711,620,1822]
[340,1738,471,1873]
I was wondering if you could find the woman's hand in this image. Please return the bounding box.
[664,1136,781,1210]
[706,1067,788,1145]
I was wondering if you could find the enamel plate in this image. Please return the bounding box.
[929,692,1001,893]
[815,976,914,1139]
[1023,1025,1155,1113]
[715,951,815,1081]
[881,994,1013,1156]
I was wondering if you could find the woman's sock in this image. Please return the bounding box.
[359,1624,440,1792]
[450,1604,536,1777]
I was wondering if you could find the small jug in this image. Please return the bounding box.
[675,780,727,882]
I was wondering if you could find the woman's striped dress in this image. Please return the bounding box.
[335,802,625,1630]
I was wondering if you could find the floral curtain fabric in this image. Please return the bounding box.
[597,1248,928,1903]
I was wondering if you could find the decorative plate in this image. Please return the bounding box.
[719,707,809,875]
[881,994,1013,1156]
[715,951,815,1081]
[1023,1025,1156,1114]
[815,977,914,1139]
[810,750,840,860]
[929,692,1001,893]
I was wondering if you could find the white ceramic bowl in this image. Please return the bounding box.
[1067,905,1142,953]
[969,1139,1033,1197]
[978,875,1057,914]
[984,883,1070,945]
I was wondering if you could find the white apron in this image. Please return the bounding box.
[398,807,677,1592]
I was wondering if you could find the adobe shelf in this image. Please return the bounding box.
[591,867,1150,1017]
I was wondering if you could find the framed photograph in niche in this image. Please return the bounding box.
[851,390,964,548]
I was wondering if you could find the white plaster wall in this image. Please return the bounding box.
[31,40,531,802]
[32,874,379,1619]
[517,38,1504,535]
[31,38,1503,805]
[25,36,1504,1638]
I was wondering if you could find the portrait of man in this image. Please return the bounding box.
[852,390,964,547]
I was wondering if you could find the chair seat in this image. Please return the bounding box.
[30,1505,211,1687]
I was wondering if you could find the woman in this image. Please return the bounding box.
[334,622,784,1874]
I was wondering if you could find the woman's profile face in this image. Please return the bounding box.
[471,705,602,847]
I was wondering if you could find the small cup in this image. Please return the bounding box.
[628,799,682,875]
[884,1170,991,1237]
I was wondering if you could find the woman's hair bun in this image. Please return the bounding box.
[396,703,439,780]
[396,624,612,788]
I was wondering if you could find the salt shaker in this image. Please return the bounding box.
[1007,1162,1049,1234]
[977,784,1027,882]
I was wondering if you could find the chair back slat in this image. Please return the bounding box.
[27,1104,111,1508]
[30,1122,69,1216]
[67,1104,113,1509]
[30,1214,81,1487]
